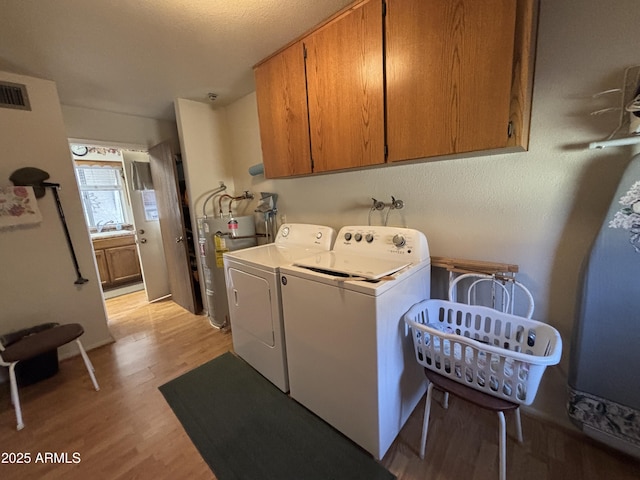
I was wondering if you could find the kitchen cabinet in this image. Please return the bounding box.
[386,0,518,162]
[254,0,536,177]
[94,249,109,287]
[255,0,384,177]
[304,0,384,173]
[92,234,142,289]
[255,40,311,178]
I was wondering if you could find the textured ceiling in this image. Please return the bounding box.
[0,0,353,120]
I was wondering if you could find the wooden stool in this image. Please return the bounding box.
[421,369,522,480]
[0,323,99,430]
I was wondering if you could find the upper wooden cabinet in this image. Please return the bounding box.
[255,40,311,178]
[386,0,517,162]
[254,0,537,178]
[305,0,384,173]
[255,0,384,177]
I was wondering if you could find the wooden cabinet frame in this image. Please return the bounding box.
[507,0,538,151]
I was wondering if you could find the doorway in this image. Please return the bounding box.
[69,139,171,303]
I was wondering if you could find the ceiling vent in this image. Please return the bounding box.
[0,81,31,111]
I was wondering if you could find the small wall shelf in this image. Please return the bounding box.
[589,135,640,150]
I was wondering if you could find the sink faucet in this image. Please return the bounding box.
[96,220,115,232]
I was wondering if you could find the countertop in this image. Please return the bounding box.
[91,231,135,240]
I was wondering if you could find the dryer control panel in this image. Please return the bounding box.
[274,223,336,249]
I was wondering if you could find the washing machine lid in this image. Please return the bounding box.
[224,243,331,271]
[293,251,411,280]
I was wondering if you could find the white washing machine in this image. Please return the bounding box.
[280,225,431,459]
[223,223,336,392]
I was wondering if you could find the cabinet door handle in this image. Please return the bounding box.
[139,238,147,244]
[176,236,183,243]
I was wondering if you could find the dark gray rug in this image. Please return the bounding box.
[159,352,395,480]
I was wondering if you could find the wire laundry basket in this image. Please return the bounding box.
[404,299,562,406]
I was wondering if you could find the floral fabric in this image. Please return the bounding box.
[0,186,42,228]
[568,387,640,447]
[609,180,640,252]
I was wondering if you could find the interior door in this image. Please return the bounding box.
[148,141,199,314]
[121,150,171,302]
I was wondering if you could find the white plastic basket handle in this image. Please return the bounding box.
[448,273,535,319]
[403,314,562,366]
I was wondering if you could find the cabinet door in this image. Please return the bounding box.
[386,0,517,162]
[105,245,142,285]
[305,0,385,173]
[255,40,311,178]
[94,249,110,287]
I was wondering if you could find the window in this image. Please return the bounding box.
[74,161,131,231]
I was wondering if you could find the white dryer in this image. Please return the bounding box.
[223,223,336,392]
[280,225,431,459]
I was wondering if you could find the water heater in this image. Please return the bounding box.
[197,215,257,328]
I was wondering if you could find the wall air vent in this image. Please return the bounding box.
[0,81,31,111]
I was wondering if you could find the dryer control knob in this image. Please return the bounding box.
[392,234,406,248]
[354,233,362,242]
[344,232,352,241]
[365,233,374,243]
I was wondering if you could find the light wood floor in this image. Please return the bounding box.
[1,291,638,479]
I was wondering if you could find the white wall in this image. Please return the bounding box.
[6,0,630,430]
[62,105,180,152]
[220,0,640,429]
[0,72,112,357]
[175,98,236,218]
[174,98,242,310]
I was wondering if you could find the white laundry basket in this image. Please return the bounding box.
[404,299,562,405]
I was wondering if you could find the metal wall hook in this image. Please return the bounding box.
[390,196,404,210]
[371,198,386,211]
[370,197,404,210]
[368,196,406,225]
